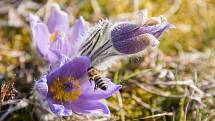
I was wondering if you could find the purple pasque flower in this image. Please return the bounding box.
[35,56,122,116]
[111,19,171,54]
[29,4,88,64]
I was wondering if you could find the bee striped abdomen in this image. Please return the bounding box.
[87,67,108,91]
[96,78,108,90]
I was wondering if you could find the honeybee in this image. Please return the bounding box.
[87,67,108,91]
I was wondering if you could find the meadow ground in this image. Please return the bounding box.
[0,0,214,121]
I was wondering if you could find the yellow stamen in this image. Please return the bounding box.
[49,32,57,43]
[49,77,81,103]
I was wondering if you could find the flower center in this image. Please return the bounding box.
[64,82,73,92]
[49,77,81,103]
[49,32,65,43]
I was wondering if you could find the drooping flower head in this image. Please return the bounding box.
[35,56,122,116]
[111,16,172,54]
[77,15,173,68]
[28,4,88,64]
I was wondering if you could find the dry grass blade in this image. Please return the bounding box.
[0,0,214,120]
[0,99,28,121]
[164,0,182,18]
[91,0,101,15]
[131,94,161,112]
[134,112,174,120]
[128,79,185,98]
[150,80,204,96]
[116,91,125,121]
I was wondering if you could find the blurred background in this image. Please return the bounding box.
[0,0,214,121]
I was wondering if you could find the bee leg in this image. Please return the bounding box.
[89,78,94,86]
[94,83,98,91]
[89,79,92,85]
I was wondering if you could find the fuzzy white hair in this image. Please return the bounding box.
[77,17,162,70]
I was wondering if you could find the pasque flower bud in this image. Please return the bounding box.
[111,22,171,54]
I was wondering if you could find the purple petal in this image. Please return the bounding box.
[47,56,91,84]
[111,22,170,54]
[70,16,88,43]
[28,14,59,63]
[139,23,170,38]
[46,51,60,64]
[34,78,48,97]
[111,22,170,40]
[31,22,50,56]
[67,17,88,57]
[31,22,59,63]
[47,4,69,33]
[68,99,110,116]
[49,35,69,57]
[48,101,72,116]
[80,77,122,100]
[28,14,41,28]
[112,33,159,54]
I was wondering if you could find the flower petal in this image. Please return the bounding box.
[80,77,122,100]
[70,16,88,43]
[34,78,48,97]
[47,56,91,84]
[31,22,50,56]
[68,99,110,116]
[111,22,170,54]
[47,4,69,33]
[112,33,160,54]
[31,21,59,63]
[48,101,72,116]
[111,22,170,40]
[67,16,88,57]
[46,51,60,64]
[28,14,41,28]
[139,22,170,38]
[28,14,59,63]
[49,35,69,57]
